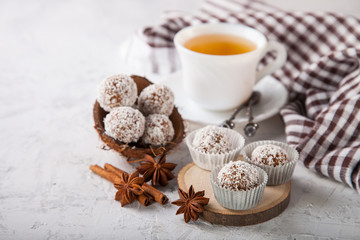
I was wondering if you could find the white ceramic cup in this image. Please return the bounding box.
[174,23,287,111]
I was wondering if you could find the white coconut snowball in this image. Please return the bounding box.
[104,107,145,143]
[137,84,174,116]
[97,74,138,112]
[192,125,232,154]
[217,161,260,191]
[142,114,175,146]
[251,144,288,167]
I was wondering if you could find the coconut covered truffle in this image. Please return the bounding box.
[97,74,138,112]
[104,107,145,143]
[217,161,260,191]
[251,144,288,167]
[142,114,175,146]
[192,126,232,154]
[137,84,174,116]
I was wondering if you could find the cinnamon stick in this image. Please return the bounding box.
[104,163,126,176]
[89,165,121,183]
[91,165,149,206]
[136,193,154,207]
[104,163,168,205]
[142,183,169,205]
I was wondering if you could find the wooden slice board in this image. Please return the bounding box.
[177,162,291,226]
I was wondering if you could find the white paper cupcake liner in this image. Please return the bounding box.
[210,164,268,210]
[240,140,299,186]
[186,128,245,171]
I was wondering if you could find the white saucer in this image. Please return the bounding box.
[156,72,288,125]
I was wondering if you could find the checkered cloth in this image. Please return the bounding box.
[136,0,360,192]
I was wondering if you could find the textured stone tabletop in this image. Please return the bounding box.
[0,0,359,239]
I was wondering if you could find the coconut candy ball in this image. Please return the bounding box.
[137,84,174,116]
[251,144,288,167]
[192,125,232,154]
[104,106,145,143]
[217,161,260,191]
[97,74,138,112]
[142,114,175,146]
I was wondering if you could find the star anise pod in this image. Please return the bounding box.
[171,185,209,223]
[136,154,177,186]
[114,171,145,207]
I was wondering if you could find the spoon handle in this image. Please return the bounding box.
[219,104,247,129]
[246,97,255,123]
[220,91,261,129]
[244,97,259,137]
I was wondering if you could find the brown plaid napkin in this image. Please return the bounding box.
[139,0,360,192]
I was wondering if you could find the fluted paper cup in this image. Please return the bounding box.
[210,163,268,210]
[240,140,299,186]
[186,127,245,171]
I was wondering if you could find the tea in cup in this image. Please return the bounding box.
[174,23,287,111]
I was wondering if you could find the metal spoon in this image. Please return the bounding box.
[243,93,260,137]
[220,91,261,129]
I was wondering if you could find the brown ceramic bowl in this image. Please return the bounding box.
[93,75,185,158]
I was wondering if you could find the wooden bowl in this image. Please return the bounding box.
[93,75,185,158]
